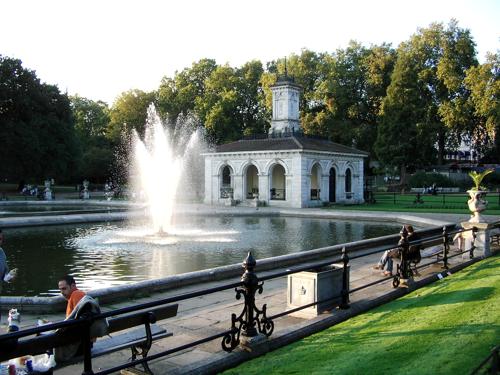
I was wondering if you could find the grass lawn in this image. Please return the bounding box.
[326,192,500,216]
[224,254,500,375]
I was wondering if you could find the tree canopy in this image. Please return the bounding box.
[0,55,79,183]
[1,19,497,184]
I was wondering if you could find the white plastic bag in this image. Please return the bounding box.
[3,268,17,283]
[32,353,57,372]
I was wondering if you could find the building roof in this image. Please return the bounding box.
[214,135,369,156]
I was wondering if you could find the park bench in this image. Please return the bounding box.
[392,235,452,287]
[0,303,178,374]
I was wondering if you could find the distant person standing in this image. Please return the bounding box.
[58,275,86,318]
[0,230,7,293]
[0,229,17,292]
[0,229,17,321]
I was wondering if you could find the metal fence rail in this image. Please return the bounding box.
[0,223,495,374]
[374,192,500,209]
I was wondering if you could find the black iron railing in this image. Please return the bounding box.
[270,188,286,200]
[220,187,234,199]
[310,189,321,200]
[0,223,493,374]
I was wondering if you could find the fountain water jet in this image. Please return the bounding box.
[132,105,204,234]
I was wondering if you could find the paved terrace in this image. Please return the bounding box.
[1,207,498,374]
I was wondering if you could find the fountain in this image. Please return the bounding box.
[131,105,205,234]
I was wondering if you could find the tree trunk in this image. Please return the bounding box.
[400,165,407,190]
[437,130,445,165]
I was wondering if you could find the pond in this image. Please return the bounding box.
[2,215,401,296]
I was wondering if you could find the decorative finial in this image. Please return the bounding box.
[284,57,288,77]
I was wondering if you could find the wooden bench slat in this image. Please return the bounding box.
[108,304,178,334]
[93,326,171,357]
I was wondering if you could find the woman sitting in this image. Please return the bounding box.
[373,225,416,276]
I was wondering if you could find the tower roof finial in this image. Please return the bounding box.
[276,57,294,83]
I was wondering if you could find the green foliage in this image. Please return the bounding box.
[375,20,479,172]
[409,172,455,188]
[224,256,500,375]
[107,89,156,144]
[464,52,500,159]
[0,55,80,183]
[468,169,494,190]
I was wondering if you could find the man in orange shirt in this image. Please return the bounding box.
[58,275,86,317]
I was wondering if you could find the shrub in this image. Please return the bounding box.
[409,172,455,188]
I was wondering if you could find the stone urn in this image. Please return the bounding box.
[467,189,488,223]
[44,179,52,200]
[82,179,90,200]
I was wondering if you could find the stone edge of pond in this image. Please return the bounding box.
[0,205,458,313]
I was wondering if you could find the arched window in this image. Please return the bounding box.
[220,165,233,198]
[222,166,231,186]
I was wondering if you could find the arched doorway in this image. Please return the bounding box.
[345,168,352,199]
[220,165,233,198]
[270,164,286,200]
[245,165,259,199]
[310,163,321,200]
[329,167,336,202]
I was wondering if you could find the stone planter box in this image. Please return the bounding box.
[287,263,349,318]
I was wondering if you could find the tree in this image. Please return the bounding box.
[375,20,479,181]
[156,59,217,122]
[236,60,267,136]
[71,95,110,147]
[106,89,156,144]
[70,95,113,182]
[195,64,241,143]
[0,55,79,182]
[464,52,500,161]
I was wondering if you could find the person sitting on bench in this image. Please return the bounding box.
[55,275,108,362]
[374,224,416,276]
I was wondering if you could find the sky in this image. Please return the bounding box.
[1,0,499,105]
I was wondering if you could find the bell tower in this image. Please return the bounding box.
[269,62,302,135]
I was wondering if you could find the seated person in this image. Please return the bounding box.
[373,224,416,276]
[55,275,108,362]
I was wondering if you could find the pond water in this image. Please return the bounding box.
[2,215,400,296]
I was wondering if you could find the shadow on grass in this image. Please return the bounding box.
[301,322,499,348]
[373,286,496,313]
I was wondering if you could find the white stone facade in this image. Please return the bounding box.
[203,74,367,208]
[203,150,365,208]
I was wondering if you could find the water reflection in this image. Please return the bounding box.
[2,216,400,296]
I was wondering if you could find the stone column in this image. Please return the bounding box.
[259,173,269,203]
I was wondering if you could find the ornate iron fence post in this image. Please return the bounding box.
[222,252,274,352]
[442,226,449,269]
[398,225,411,279]
[241,252,259,337]
[340,247,349,309]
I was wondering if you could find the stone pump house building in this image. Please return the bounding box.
[203,74,368,208]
